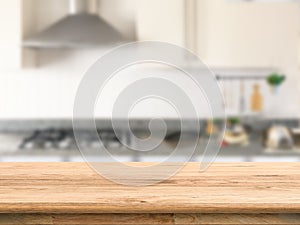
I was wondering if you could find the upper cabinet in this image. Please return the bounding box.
[1,0,299,69]
[136,0,186,47]
[135,0,299,69]
[0,0,37,69]
[0,1,22,69]
[195,0,299,68]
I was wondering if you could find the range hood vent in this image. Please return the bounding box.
[23,0,128,48]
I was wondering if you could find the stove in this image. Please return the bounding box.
[19,129,124,150]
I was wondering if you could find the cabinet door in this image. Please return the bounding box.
[136,0,186,47]
[195,0,299,67]
[0,0,37,69]
[0,1,22,70]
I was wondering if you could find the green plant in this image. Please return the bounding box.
[227,117,240,125]
[266,73,285,86]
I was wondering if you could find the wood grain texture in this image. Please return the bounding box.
[0,213,174,225]
[174,213,300,224]
[0,163,299,214]
[0,213,299,225]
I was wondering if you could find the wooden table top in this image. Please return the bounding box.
[0,162,300,214]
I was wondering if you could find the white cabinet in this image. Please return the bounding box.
[1,0,298,69]
[0,0,36,69]
[135,0,300,68]
[0,1,22,69]
[136,0,186,47]
[195,0,299,68]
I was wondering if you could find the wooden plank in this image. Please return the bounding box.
[174,213,300,224]
[52,213,174,225]
[0,163,299,213]
[0,213,174,225]
[0,213,300,225]
[0,214,53,225]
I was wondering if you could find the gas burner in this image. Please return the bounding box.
[19,129,76,150]
[19,129,123,150]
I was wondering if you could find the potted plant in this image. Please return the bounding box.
[266,72,285,93]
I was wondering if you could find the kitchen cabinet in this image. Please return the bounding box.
[136,0,299,68]
[136,0,186,47]
[0,1,22,69]
[0,0,36,69]
[195,0,299,68]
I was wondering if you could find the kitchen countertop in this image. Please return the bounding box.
[0,162,300,213]
[1,118,300,163]
[3,144,299,162]
[1,162,300,224]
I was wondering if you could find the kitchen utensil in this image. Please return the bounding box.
[250,83,263,112]
[239,80,245,114]
[264,125,294,149]
[223,123,249,147]
[229,79,234,108]
[222,79,227,108]
[206,120,218,135]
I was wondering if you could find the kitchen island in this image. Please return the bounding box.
[0,162,300,224]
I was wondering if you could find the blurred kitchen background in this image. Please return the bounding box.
[1,0,300,162]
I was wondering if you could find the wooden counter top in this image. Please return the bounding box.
[1,162,300,224]
[0,162,300,213]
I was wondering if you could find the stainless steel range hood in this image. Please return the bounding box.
[23,0,128,48]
